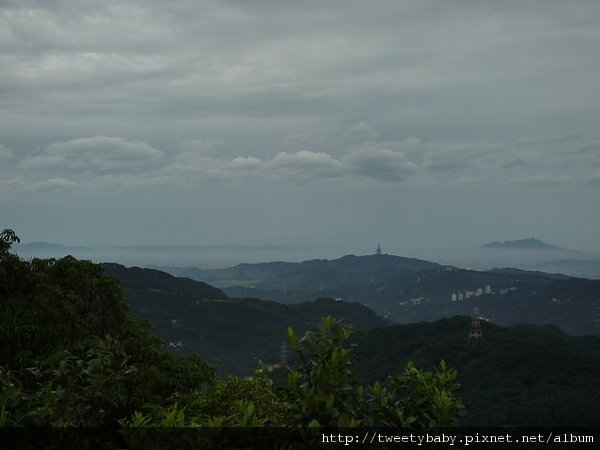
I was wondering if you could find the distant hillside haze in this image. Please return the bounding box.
[295,253,440,271]
[12,238,599,279]
[104,263,388,375]
[191,253,440,290]
[482,238,563,250]
[157,253,600,335]
[209,253,440,278]
[103,263,227,300]
[15,241,91,253]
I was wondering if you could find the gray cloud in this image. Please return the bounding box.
[454,176,486,184]
[3,0,599,143]
[0,177,22,191]
[343,148,418,182]
[340,122,379,143]
[19,136,163,172]
[154,147,417,185]
[411,134,600,179]
[0,143,13,159]
[269,150,340,173]
[7,133,600,191]
[575,143,600,154]
[0,176,75,196]
[2,1,600,251]
[31,177,77,193]
[589,173,600,186]
[510,174,572,186]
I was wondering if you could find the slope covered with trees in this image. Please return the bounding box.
[353,317,600,426]
[0,229,214,427]
[100,254,600,427]
[0,229,462,446]
[105,263,388,375]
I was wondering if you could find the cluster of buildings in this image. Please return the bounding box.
[451,285,492,301]
[398,296,426,306]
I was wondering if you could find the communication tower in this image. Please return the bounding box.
[469,307,483,339]
[280,341,288,366]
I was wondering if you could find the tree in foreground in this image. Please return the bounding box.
[121,317,463,429]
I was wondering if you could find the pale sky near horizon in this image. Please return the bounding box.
[1,1,600,254]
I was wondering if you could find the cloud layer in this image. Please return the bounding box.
[19,136,163,172]
[1,1,600,251]
[6,132,600,192]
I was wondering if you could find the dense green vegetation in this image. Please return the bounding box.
[0,229,214,427]
[353,317,600,426]
[1,229,462,443]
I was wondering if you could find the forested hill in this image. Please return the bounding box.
[166,255,600,335]
[1,229,461,432]
[482,237,563,250]
[104,262,600,426]
[353,317,600,426]
[277,253,439,271]
[103,262,227,299]
[104,256,600,426]
[105,263,388,375]
[166,253,440,283]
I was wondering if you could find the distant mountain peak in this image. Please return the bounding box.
[318,253,440,269]
[482,238,562,250]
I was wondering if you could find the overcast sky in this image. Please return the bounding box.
[1,0,600,258]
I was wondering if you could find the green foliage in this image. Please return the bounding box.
[1,337,136,426]
[0,229,20,255]
[1,244,129,369]
[283,316,363,426]
[0,230,215,427]
[281,316,463,428]
[0,324,215,427]
[385,360,461,427]
[119,316,462,430]
[192,373,292,426]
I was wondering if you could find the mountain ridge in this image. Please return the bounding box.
[482,237,563,250]
[104,263,389,375]
[151,251,600,336]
